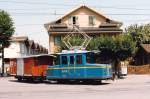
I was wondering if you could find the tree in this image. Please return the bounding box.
[125,24,150,44]
[96,36,115,63]
[113,34,136,77]
[87,37,101,50]
[60,35,136,61]
[114,34,136,61]
[125,24,143,42]
[0,10,14,76]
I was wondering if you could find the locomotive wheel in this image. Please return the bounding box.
[57,80,67,84]
[82,80,102,84]
[39,78,44,83]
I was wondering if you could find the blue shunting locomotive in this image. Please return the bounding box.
[46,50,112,82]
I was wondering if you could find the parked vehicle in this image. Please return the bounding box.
[120,61,128,76]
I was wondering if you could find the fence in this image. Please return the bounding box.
[128,64,150,74]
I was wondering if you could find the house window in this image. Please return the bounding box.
[68,16,78,25]
[54,36,61,46]
[20,43,25,53]
[72,16,76,25]
[89,15,95,26]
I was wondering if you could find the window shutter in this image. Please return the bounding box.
[89,16,95,26]
[76,16,78,25]
[68,16,72,25]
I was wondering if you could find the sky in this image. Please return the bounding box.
[1,0,150,49]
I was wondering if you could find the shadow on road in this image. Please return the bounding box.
[44,80,110,85]
[9,79,111,85]
[9,79,44,84]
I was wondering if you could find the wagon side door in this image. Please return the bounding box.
[17,58,24,76]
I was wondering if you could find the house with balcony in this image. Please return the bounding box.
[44,5,123,53]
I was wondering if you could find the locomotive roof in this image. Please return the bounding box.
[56,50,91,55]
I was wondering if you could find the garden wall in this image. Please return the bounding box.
[128,64,150,74]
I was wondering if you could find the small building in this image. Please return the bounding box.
[0,36,48,75]
[4,36,29,58]
[133,44,150,65]
[44,5,123,53]
[4,36,48,58]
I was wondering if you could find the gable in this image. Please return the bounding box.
[63,6,106,19]
[44,5,122,31]
[61,7,106,27]
[55,5,121,27]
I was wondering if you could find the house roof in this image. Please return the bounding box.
[141,44,150,53]
[28,40,35,48]
[44,5,122,30]
[48,27,122,35]
[39,45,43,51]
[35,43,40,50]
[10,36,28,42]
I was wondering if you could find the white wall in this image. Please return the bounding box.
[4,42,23,58]
[4,41,40,58]
[62,7,106,27]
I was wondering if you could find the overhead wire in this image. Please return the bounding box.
[2,0,150,17]
[9,12,150,16]
[1,0,150,25]
[1,0,150,11]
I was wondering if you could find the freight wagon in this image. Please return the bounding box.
[9,54,54,81]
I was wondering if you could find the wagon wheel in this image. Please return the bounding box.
[17,77,22,82]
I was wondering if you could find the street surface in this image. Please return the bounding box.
[0,75,150,99]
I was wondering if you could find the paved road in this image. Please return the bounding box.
[0,75,150,99]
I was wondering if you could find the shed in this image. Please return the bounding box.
[134,44,150,65]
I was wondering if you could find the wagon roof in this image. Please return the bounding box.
[10,54,54,59]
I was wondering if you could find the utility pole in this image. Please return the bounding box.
[1,45,4,77]
[54,10,56,17]
[82,0,86,5]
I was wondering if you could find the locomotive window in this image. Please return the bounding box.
[62,56,68,65]
[70,56,74,65]
[54,55,60,65]
[76,55,82,64]
[86,53,94,63]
